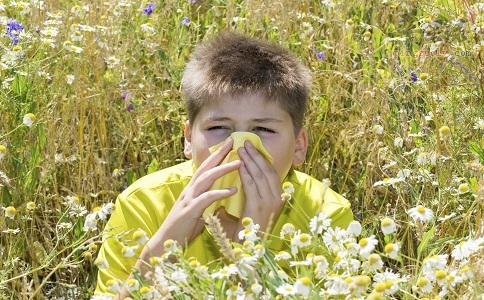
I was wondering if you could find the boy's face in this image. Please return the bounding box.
[183,93,308,180]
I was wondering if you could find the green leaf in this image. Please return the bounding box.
[147,158,159,174]
[469,142,484,163]
[417,225,436,260]
[126,169,138,185]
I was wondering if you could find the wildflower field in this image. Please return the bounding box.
[0,0,483,299]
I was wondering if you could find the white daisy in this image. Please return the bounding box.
[380,217,396,235]
[347,220,362,237]
[294,277,311,297]
[422,255,448,281]
[362,253,383,273]
[276,283,296,296]
[393,137,403,148]
[106,279,122,293]
[274,251,291,261]
[383,242,400,259]
[358,235,378,258]
[413,276,433,294]
[309,212,331,235]
[171,269,188,283]
[66,74,75,85]
[83,212,98,232]
[290,231,312,255]
[280,223,296,238]
[407,205,434,223]
[126,278,139,293]
[323,227,347,252]
[451,237,483,261]
[122,245,138,258]
[313,255,329,279]
[132,229,149,245]
[324,276,350,295]
[23,113,35,127]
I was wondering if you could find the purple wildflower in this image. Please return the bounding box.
[143,2,155,15]
[6,19,24,45]
[410,71,418,82]
[316,51,326,60]
[121,91,131,101]
[181,16,190,26]
[190,0,198,3]
[126,102,134,112]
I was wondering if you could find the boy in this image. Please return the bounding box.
[94,30,353,297]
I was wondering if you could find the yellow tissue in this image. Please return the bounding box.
[201,131,274,220]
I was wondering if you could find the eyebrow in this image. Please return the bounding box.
[205,117,284,123]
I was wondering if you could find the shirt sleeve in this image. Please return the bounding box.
[321,187,354,229]
[93,184,176,295]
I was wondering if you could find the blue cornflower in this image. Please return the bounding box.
[6,19,24,45]
[410,71,418,82]
[316,51,326,60]
[181,16,190,26]
[143,2,155,15]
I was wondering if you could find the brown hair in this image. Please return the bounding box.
[180,30,312,134]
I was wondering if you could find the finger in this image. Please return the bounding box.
[242,141,281,196]
[238,147,269,198]
[191,159,242,196]
[239,160,262,200]
[194,187,238,213]
[193,137,233,179]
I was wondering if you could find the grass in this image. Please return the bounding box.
[0,0,482,298]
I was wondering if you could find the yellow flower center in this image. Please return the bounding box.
[354,275,371,286]
[163,239,174,248]
[458,183,470,194]
[374,282,387,292]
[435,270,447,280]
[133,229,145,240]
[26,201,36,211]
[368,254,381,264]
[149,256,161,265]
[384,243,395,253]
[88,243,98,252]
[300,233,310,243]
[241,217,253,227]
[416,205,426,214]
[416,277,429,287]
[359,238,368,247]
[5,206,16,217]
[381,217,393,227]
[299,276,311,286]
[439,125,451,136]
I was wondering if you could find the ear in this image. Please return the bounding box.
[183,120,193,159]
[292,127,308,167]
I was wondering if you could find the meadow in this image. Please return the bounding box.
[0,0,482,299]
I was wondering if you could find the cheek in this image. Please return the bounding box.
[192,135,226,166]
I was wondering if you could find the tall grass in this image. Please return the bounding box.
[0,0,482,298]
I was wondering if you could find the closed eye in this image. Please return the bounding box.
[254,127,275,133]
[207,126,228,131]
[207,126,275,133]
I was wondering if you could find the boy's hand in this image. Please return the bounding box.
[236,140,284,240]
[144,136,241,256]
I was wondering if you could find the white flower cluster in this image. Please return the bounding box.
[82,202,114,232]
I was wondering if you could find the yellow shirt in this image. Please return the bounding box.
[94,160,353,295]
